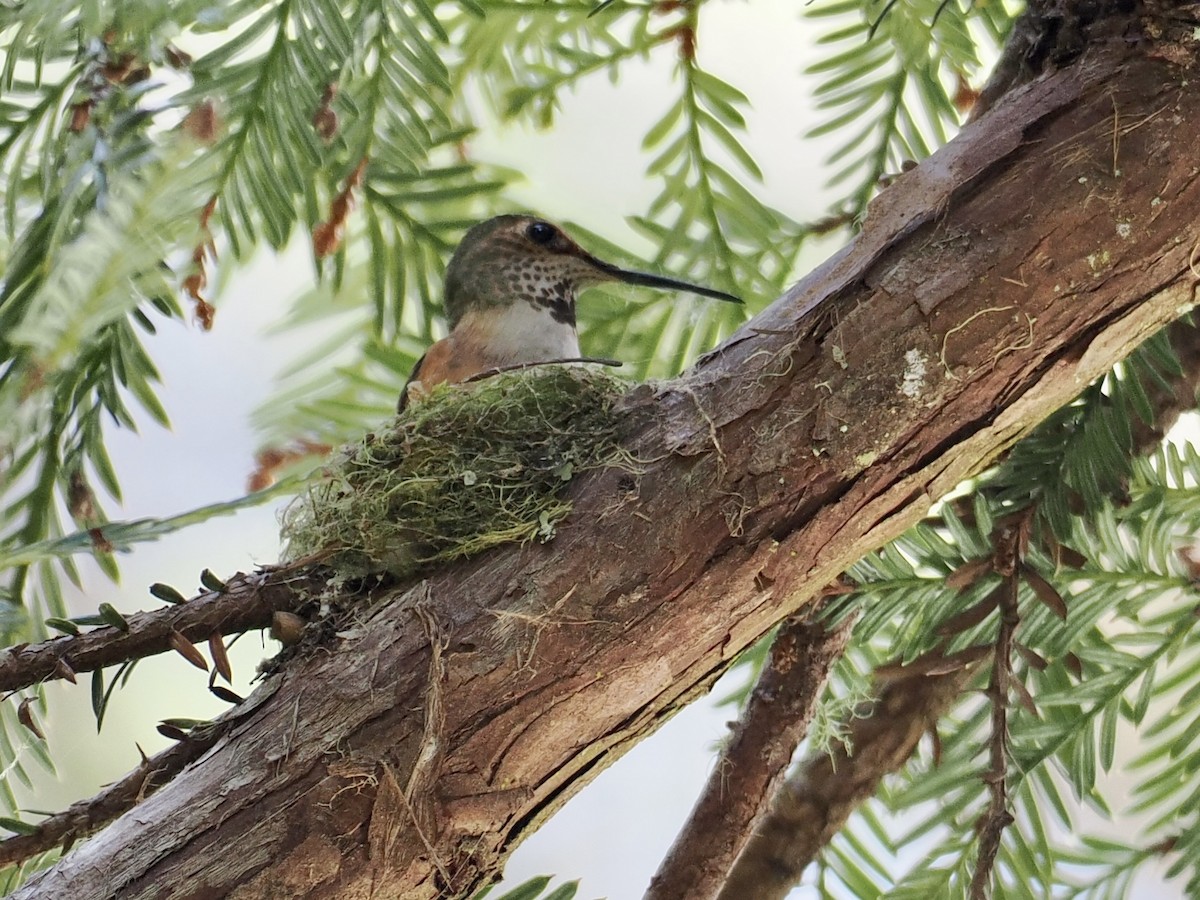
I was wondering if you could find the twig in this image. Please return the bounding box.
[970,529,1021,900]
[644,612,854,900]
[0,566,330,695]
[680,385,726,478]
[460,357,622,385]
[0,721,229,866]
[940,306,1016,378]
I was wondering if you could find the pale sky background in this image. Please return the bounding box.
[15,1,1190,897]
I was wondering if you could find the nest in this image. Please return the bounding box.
[281,366,629,578]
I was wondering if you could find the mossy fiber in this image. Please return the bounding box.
[281,366,629,578]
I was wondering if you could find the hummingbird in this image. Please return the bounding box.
[399,214,741,410]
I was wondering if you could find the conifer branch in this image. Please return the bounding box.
[646,612,854,900]
[9,30,1200,893]
[0,722,229,868]
[717,648,985,900]
[718,314,1200,896]
[2,3,1200,897]
[970,554,1020,898]
[0,567,330,695]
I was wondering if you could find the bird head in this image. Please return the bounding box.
[442,214,741,329]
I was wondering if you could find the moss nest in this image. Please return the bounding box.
[281,366,630,578]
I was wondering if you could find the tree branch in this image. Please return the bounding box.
[0,720,231,867]
[13,34,1200,899]
[718,317,1200,898]
[970,537,1021,898]
[0,567,330,694]
[716,649,983,900]
[645,612,854,900]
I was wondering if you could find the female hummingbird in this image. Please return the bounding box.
[399,214,741,410]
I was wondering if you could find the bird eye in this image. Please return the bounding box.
[525,221,556,245]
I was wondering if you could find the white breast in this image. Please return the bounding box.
[471,302,581,367]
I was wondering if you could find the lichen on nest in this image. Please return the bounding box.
[280,366,630,578]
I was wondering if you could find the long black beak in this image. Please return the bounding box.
[590,258,742,304]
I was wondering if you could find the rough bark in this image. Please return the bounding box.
[717,316,1200,900]
[0,709,232,868]
[16,31,1200,900]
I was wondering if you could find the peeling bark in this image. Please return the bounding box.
[715,314,1200,900]
[16,33,1200,900]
